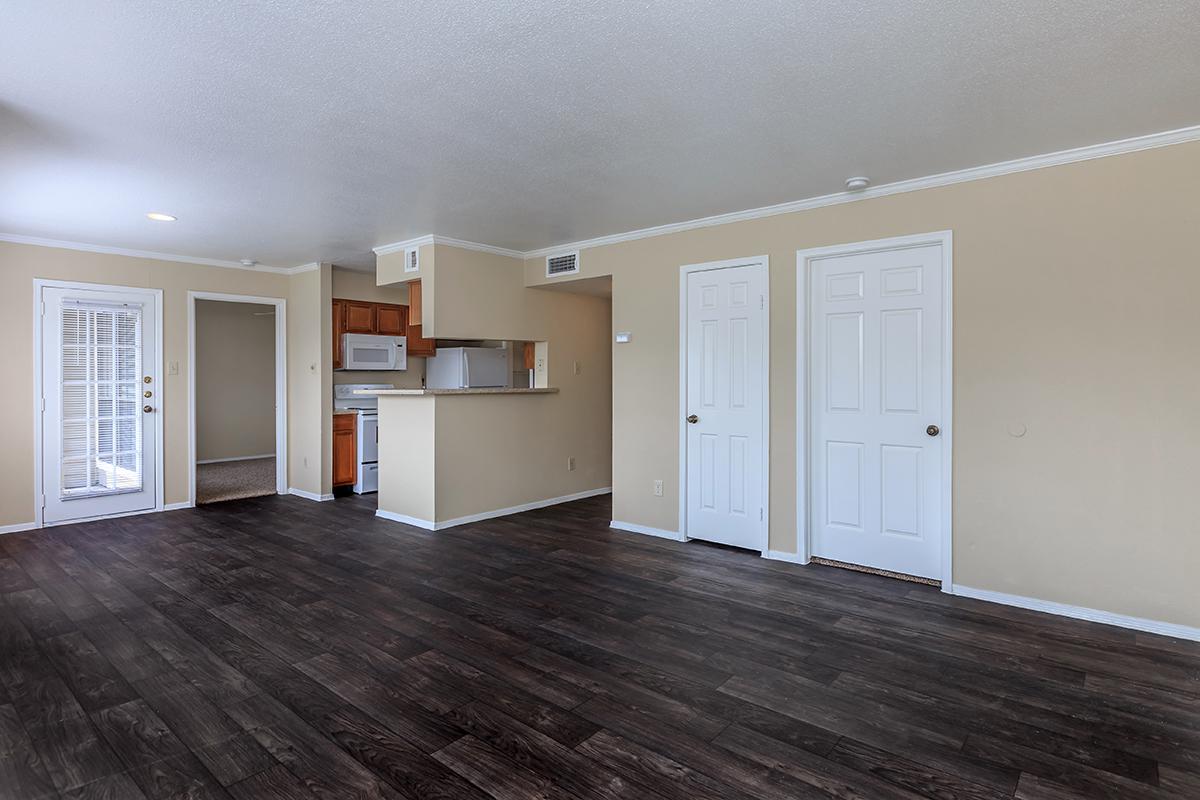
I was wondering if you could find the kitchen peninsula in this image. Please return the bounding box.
[357,387,608,530]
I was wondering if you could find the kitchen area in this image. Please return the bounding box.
[329,267,546,499]
[324,241,611,530]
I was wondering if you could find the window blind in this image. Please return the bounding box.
[60,300,143,499]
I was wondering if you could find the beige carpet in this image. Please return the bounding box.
[196,457,277,505]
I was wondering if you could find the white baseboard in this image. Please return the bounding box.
[610,520,685,541]
[288,487,334,502]
[762,549,809,564]
[163,501,193,511]
[0,521,37,535]
[196,454,275,465]
[376,487,612,532]
[375,509,436,530]
[951,584,1200,643]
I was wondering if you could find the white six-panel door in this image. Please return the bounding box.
[684,261,767,550]
[40,284,160,524]
[809,243,945,579]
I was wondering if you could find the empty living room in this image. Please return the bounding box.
[2,2,1198,798]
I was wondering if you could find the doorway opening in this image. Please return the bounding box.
[188,292,287,506]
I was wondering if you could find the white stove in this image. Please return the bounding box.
[333,384,392,494]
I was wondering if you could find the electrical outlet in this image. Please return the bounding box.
[303,456,309,468]
[573,360,581,375]
[567,456,576,471]
[168,361,180,376]
[653,479,663,497]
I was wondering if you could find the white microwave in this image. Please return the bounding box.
[341,334,407,371]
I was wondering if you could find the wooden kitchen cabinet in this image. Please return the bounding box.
[332,413,357,487]
[332,294,434,365]
[407,279,423,325]
[343,300,377,333]
[376,303,406,336]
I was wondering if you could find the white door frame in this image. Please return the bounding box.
[32,278,165,528]
[678,255,770,550]
[796,231,953,589]
[187,291,288,506]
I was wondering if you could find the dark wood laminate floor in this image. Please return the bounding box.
[1,494,1197,799]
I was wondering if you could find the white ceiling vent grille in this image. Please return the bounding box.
[546,251,579,278]
[404,247,419,273]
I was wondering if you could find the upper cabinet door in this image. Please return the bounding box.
[344,300,376,333]
[377,303,406,336]
[407,280,423,326]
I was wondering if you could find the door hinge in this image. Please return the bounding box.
[40,494,46,510]
[760,507,764,521]
[760,295,764,310]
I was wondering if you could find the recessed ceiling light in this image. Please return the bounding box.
[845,176,871,191]
[146,212,177,222]
[240,259,258,267]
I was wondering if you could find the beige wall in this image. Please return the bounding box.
[523,141,1200,628]
[377,243,436,331]
[0,241,299,522]
[331,267,424,389]
[195,300,276,462]
[433,393,609,520]
[376,395,436,521]
[286,264,332,498]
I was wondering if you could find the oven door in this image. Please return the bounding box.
[358,415,379,463]
[342,335,396,370]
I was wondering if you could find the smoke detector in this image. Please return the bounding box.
[845,176,871,191]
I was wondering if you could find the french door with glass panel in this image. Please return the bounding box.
[40,284,159,524]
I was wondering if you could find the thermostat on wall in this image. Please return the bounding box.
[615,332,632,343]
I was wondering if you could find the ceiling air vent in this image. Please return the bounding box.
[546,251,579,278]
[404,248,419,273]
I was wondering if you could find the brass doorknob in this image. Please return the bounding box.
[687,414,699,424]
[926,424,940,437]
[143,405,154,413]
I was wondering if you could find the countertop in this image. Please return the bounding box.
[332,408,359,415]
[355,387,559,396]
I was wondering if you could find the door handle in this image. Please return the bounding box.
[687,414,699,424]
[926,424,940,437]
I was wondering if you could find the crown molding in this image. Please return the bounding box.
[372,233,523,260]
[10,123,1198,272]
[372,234,435,256]
[0,232,318,275]
[522,123,1200,258]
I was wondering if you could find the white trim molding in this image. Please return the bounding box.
[0,521,38,535]
[288,487,334,502]
[375,509,436,529]
[679,255,771,552]
[610,520,686,542]
[373,234,524,260]
[2,233,317,274]
[796,231,954,591]
[522,124,1200,258]
[377,487,612,531]
[163,501,193,512]
[762,550,809,565]
[952,585,1200,643]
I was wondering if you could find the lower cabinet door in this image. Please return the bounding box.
[332,419,357,487]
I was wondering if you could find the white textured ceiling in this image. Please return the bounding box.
[3,1,1199,269]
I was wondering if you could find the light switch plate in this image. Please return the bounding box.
[615,332,632,343]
